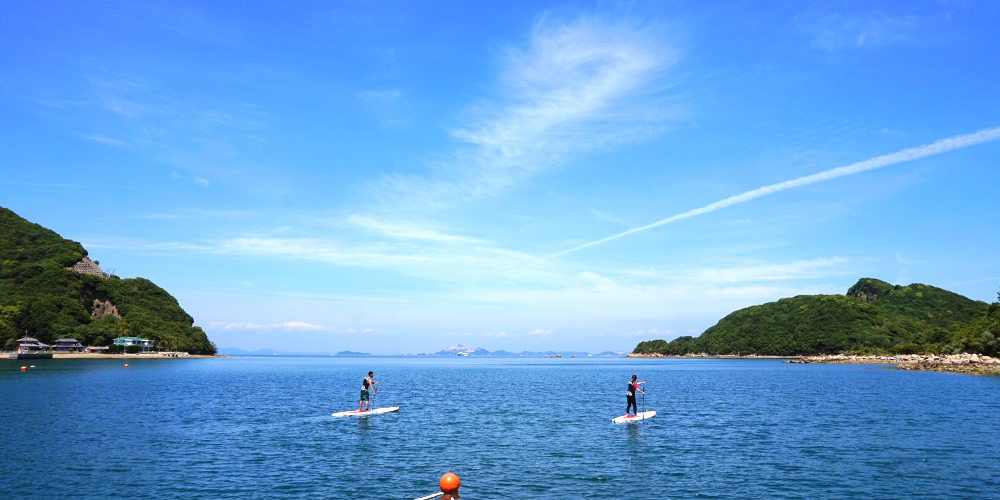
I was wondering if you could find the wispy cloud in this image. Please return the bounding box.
[73,132,129,147]
[551,127,1000,258]
[894,252,928,265]
[348,215,483,244]
[125,209,252,220]
[121,235,554,287]
[944,277,1000,287]
[193,177,210,187]
[0,181,87,188]
[624,328,671,337]
[589,207,628,226]
[374,17,678,206]
[664,257,852,283]
[208,321,328,330]
[794,12,919,52]
[528,328,553,336]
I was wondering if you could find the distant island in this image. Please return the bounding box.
[0,206,216,355]
[214,344,626,357]
[425,344,625,357]
[633,278,999,357]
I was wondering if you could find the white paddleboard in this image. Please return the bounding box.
[612,410,656,424]
[332,406,400,418]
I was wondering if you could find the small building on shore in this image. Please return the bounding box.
[10,337,53,359]
[86,346,109,354]
[15,337,50,353]
[52,338,86,352]
[113,336,157,352]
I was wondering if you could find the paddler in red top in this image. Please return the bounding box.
[626,374,645,416]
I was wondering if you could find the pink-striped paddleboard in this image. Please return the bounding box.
[612,410,656,424]
[332,406,400,417]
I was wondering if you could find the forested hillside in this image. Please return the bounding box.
[0,207,215,354]
[633,278,992,356]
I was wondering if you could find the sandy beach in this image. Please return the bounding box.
[5,353,223,360]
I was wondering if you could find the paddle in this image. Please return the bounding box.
[641,383,646,421]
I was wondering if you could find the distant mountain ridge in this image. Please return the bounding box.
[634,278,994,356]
[431,344,624,357]
[216,344,627,357]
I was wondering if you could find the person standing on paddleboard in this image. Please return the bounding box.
[359,371,378,412]
[627,375,645,416]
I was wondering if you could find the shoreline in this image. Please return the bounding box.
[627,352,1000,375]
[4,352,224,360]
[788,353,1000,375]
[624,353,795,359]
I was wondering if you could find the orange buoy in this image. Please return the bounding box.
[124,364,129,368]
[439,472,460,493]
[21,366,27,371]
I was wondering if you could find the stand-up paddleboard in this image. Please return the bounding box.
[612,410,656,424]
[332,406,399,417]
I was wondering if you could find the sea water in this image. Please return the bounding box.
[1,356,998,499]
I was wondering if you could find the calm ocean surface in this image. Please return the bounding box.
[2,356,999,499]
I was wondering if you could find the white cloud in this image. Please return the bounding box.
[207,321,328,331]
[73,133,129,147]
[194,177,210,187]
[686,257,852,283]
[348,215,483,244]
[127,209,252,220]
[481,331,509,338]
[624,328,672,338]
[894,252,928,265]
[794,12,918,52]
[280,321,325,330]
[374,17,679,206]
[528,328,552,336]
[589,207,628,226]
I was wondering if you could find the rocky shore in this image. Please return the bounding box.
[786,353,1000,375]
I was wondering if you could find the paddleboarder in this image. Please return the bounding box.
[626,375,645,416]
[359,371,378,412]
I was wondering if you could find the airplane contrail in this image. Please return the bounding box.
[550,126,1000,258]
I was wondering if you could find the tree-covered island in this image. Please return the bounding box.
[0,206,216,354]
[634,278,1000,357]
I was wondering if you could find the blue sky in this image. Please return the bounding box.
[2,1,999,354]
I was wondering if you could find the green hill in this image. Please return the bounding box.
[0,207,215,354]
[633,278,992,356]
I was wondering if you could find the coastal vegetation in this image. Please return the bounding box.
[634,278,995,356]
[0,207,216,354]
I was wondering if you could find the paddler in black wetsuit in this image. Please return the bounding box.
[627,374,645,416]
[359,371,377,411]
